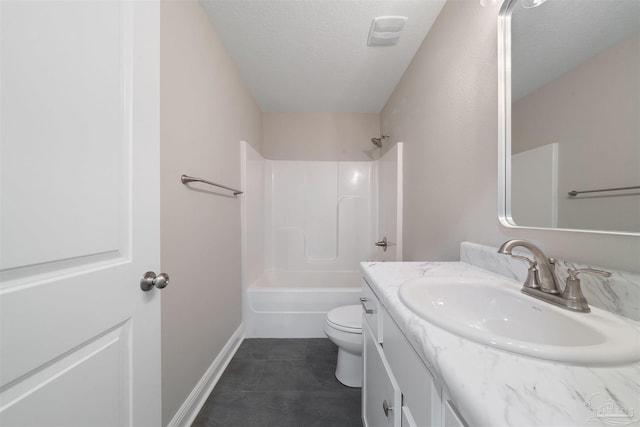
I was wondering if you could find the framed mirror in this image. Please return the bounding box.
[498,0,640,235]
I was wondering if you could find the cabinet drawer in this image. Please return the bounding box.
[361,278,382,343]
[383,309,440,426]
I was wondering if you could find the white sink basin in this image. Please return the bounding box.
[398,276,640,365]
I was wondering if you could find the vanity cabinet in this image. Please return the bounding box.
[361,279,468,427]
[362,278,398,426]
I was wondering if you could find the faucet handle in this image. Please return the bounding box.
[567,267,612,280]
[510,254,534,267]
[562,268,611,313]
[510,255,540,289]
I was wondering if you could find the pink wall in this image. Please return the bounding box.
[512,33,639,233]
[381,0,639,273]
[382,0,503,263]
[262,113,380,161]
[160,1,262,423]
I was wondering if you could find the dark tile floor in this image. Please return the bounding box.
[192,338,362,427]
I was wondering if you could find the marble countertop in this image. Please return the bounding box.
[360,261,640,427]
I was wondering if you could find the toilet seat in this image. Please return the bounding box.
[326,305,362,333]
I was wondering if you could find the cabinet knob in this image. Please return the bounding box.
[382,399,393,417]
[360,297,374,314]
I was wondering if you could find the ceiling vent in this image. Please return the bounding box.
[367,16,408,47]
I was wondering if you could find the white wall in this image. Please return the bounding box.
[263,113,381,161]
[381,0,639,273]
[160,1,262,424]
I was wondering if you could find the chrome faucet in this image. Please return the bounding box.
[497,240,611,312]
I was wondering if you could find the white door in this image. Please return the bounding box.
[0,1,161,426]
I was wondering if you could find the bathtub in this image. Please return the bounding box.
[244,270,363,338]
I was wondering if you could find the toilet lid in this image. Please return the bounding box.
[327,305,362,333]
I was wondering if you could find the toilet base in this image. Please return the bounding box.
[335,348,362,388]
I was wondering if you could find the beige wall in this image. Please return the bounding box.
[262,113,380,161]
[381,0,639,273]
[513,34,639,233]
[160,1,262,424]
[513,33,639,155]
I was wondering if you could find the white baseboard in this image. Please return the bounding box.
[167,324,244,427]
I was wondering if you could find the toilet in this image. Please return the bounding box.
[323,304,363,387]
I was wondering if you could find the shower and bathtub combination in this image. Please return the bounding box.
[240,141,402,339]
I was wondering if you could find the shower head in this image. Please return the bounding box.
[370,134,389,148]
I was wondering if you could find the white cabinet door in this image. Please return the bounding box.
[362,321,401,427]
[383,309,440,426]
[401,407,418,427]
[0,1,161,426]
[443,399,468,427]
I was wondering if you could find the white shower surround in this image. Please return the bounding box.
[241,142,402,337]
[265,159,376,272]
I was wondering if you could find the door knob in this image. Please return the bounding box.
[140,271,170,291]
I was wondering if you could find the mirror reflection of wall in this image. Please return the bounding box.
[511,143,558,229]
[508,0,640,234]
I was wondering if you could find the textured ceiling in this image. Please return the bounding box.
[511,0,639,100]
[199,0,447,113]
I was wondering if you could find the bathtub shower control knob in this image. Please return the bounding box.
[140,271,170,291]
[382,400,392,417]
[375,237,389,252]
